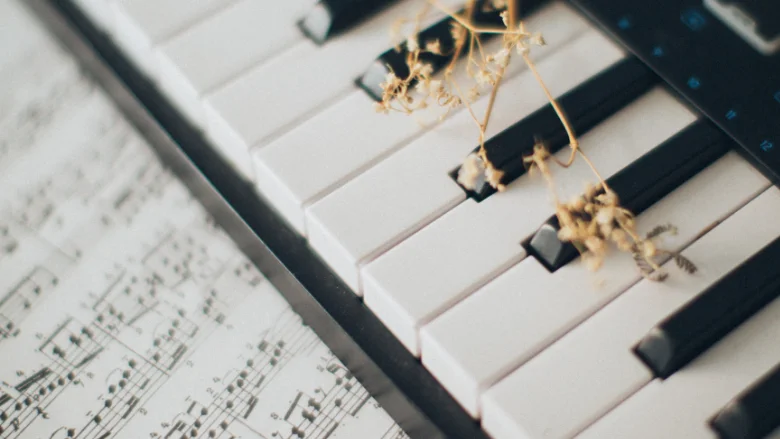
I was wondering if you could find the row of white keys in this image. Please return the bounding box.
[155,0,315,128]
[305,29,624,292]
[575,200,780,438]
[472,156,773,437]
[202,0,461,180]
[111,0,236,79]
[360,86,696,355]
[252,2,590,235]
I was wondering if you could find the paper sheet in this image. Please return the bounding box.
[0,2,408,438]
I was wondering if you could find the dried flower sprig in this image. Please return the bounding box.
[523,140,697,279]
[375,0,545,131]
[375,0,695,281]
[552,179,696,279]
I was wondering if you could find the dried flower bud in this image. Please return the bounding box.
[374,101,390,114]
[567,195,586,211]
[406,37,419,52]
[558,226,576,241]
[476,69,494,86]
[485,164,506,190]
[492,48,511,67]
[457,153,485,190]
[425,39,442,55]
[500,10,509,27]
[595,207,615,225]
[450,22,466,43]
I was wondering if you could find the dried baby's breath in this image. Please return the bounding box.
[375,0,695,281]
[376,0,545,137]
[522,132,695,279]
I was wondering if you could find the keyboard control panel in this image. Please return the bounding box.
[571,0,780,184]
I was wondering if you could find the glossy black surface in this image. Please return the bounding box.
[298,0,400,45]
[356,0,546,101]
[526,119,731,271]
[569,0,780,185]
[39,1,488,438]
[454,56,658,201]
[634,238,780,379]
[710,362,780,439]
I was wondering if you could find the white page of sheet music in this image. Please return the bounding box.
[0,2,408,438]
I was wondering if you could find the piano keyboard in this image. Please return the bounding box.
[43,0,780,437]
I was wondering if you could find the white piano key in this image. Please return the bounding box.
[252,2,590,234]
[305,30,624,292]
[361,86,695,355]
[576,240,780,439]
[155,0,313,128]
[475,157,774,437]
[71,0,117,34]
[202,0,460,178]
[111,0,234,79]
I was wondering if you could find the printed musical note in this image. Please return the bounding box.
[0,267,61,340]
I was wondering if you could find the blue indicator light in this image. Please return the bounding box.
[774,91,780,103]
[687,77,701,90]
[652,46,665,57]
[761,140,774,152]
[725,110,738,120]
[681,9,707,31]
[618,16,632,30]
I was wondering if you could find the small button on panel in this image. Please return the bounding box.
[704,0,780,54]
[681,8,707,31]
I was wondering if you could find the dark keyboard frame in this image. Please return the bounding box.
[25,0,780,438]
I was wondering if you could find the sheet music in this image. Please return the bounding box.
[0,2,408,438]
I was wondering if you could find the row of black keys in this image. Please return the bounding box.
[305,2,780,437]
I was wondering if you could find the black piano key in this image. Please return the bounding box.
[634,237,780,379]
[527,120,731,271]
[356,0,548,101]
[453,56,659,201]
[298,0,400,45]
[710,363,780,439]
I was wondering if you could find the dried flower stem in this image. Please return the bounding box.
[375,0,694,280]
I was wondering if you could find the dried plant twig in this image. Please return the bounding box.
[374,0,695,281]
